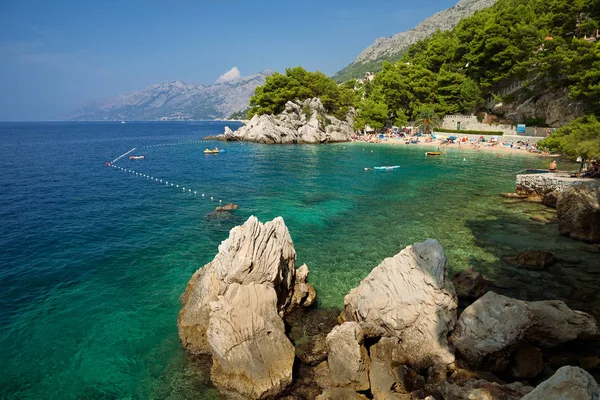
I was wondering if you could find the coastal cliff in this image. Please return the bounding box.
[210,98,354,144]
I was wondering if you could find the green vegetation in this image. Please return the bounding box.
[248,67,357,120]
[228,107,251,120]
[436,128,504,135]
[352,0,600,128]
[538,116,600,158]
[331,52,406,83]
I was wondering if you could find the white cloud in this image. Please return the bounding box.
[215,67,241,83]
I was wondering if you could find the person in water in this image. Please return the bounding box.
[549,160,557,172]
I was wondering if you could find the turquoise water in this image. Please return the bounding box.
[0,122,593,399]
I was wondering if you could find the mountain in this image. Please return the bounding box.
[332,0,498,82]
[69,70,272,121]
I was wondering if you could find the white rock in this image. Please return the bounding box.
[326,322,370,391]
[341,239,457,369]
[178,216,300,354]
[450,291,531,371]
[208,283,294,399]
[525,300,599,348]
[522,366,600,400]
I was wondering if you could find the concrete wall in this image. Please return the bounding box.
[441,115,552,137]
[516,174,599,196]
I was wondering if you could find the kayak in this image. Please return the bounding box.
[204,149,223,154]
[425,152,441,156]
[374,166,400,170]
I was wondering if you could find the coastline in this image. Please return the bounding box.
[350,137,560,157]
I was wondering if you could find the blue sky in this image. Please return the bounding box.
[0,0,457,120]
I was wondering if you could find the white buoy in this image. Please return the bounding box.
[176,185,179,188]
[182,187,185,190]
[219,200,222,203]
[202,193,205,197]
[194,191,197,195]
[171,183,173,186]
[210,196,213,201]
[189,189,191,192]
[463,158,467,161]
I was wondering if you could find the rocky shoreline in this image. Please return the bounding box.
[204,98,354,144]
[177,216,600,399]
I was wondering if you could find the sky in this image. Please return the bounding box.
[0,0,458,121]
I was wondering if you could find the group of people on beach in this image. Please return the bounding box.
[574,159,600,178]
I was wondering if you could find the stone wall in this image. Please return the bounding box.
[516,174,600,197]
[442,114,514,135]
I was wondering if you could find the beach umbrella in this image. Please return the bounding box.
[449,135,457,140]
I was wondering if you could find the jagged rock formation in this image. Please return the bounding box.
[521,366,600,399]
[557,185,600,243]
[340,239,458,369]
[332,0,497,81]
[326,322,370,391]
[69,70,272,121]
[214,98,354,144]
[177,216,315,399]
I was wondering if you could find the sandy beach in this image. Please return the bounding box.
[351,136,559,157]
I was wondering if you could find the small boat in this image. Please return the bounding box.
[374,166,400,170]
[204,148,223,154]
[425,152,441,156]
[121,121,126,124]
[129,155,145,160]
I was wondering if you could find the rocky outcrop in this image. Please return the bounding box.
[508,341,544,379]
[369,337,418,400]
[218,98,354,144]
[513,87,588,127]
[450,292,531,372]
[451,266,486,299]
[521,366,600,400]
[208,283,295,399]
[326,322,370,391]
[340,239,457,369]
[525,300,599,348]
[557,185,600,243]
[178,216,316,399]
[316,388,369,400]
[440,380,534,400]
[214,203,239,211]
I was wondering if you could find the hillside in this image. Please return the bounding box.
[332,0,498,82]
[69,70,272,121]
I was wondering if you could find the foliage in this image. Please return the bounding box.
[248,67,356,119]
[537,116,600,158]
[229,107,251,120]
[301,103,312,120]
[332,52,407,83]
[353,99,389,130]
[414,108,441,134]
[523,117,548,127]
[436,128,504,135]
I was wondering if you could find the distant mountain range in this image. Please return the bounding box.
[69,70,272,121]
[332,0,498,82]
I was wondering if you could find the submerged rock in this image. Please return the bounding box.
[516,250,557,270]
[214,203,239,211]
[451,266,486,299]
[521,366,600,399]
[557,185,600,243]
[340,239,458,369]
[450,291,531,372]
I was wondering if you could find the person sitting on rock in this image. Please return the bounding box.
[582,161,599,178]
[549,160,557,172]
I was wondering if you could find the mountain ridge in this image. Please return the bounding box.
[332,0,498,82]
[69,70,272,121]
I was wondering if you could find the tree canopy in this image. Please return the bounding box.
[248,67,357,120]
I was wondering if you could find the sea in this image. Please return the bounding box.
[0,121,596,399]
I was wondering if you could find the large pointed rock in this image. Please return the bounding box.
[340,239,457,369]
[450,291,531,372]
[525,300,599,348]
[178,216,311,354]
[326,322,370,391]
[208,283,295,399]
[522,366,600,400]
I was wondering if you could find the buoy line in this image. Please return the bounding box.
[106,142,228,205]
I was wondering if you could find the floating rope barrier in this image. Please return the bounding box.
[106,141,228,204]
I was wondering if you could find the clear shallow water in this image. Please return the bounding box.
[0,122,595,399]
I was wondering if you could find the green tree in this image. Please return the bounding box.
[414,108,442,134]
[538,115,600,158]
[354,99,389,130]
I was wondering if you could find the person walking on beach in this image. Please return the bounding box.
[549,160,557,172]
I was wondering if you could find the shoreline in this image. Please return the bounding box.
[350,137,561,157]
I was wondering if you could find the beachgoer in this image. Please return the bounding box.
[549,160,557,172]
[582,161,599,178]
